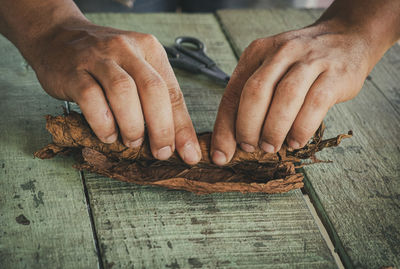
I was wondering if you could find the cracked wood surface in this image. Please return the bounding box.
[217,8,400,269]
[82,13,337,268]
[0,37,98,267]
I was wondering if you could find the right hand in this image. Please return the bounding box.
[27,20,201,164]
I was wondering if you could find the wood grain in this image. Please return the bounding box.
[0,37,98,267]
[217,8,400,269]
[83,13,337,268]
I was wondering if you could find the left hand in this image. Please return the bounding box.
[211,21,374,165]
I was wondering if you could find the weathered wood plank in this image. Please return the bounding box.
[85,174,337,268]
[83,13,337,268]
[0,38,98,267]
[368,45,400,114]
[217,8,400,268]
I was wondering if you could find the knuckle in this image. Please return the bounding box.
[331,62,348,75]
[90,37,109,51]
[242,39,266,61]
[109,75,134,92]
[143,33,158,43]
[296,60,314,70]
[71,55,90,70]
[142,75,164,90]
[247,38,264,51]
[304,48,318,59]
[89,33,131,53]
[108,34,130,47]
[244,77,265,96]
[142,34,161,48]
[309,89,335,108]
[306,58,327,71]
[270,35,282,49]
[277,79,299,98]
[78,46,100,61]
[168,87,184,107]
[220,90,241,111]
[157,47,169,59]
[275,38,301,56]
[76,85,99,103]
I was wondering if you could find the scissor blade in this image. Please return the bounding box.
[164,44,230,86]
[199,66,230,86]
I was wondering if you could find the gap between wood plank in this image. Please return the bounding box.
[214,12,241,60]
[301,190,344,269]
[302,175,354,269]
[79,171,104,269]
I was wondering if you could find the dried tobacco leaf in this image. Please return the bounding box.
[34,112,352,194]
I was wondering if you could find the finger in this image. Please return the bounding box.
[144,48,201,165]
[122,56,175,160]
[68,72,118,143]
[259,62,323,153]
[287,73,337,148]
[235,56,301,153]
[89,60,145,148]
[211,40,267,165]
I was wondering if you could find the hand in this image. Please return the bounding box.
[211,21,375,165]
[27,21,201,164]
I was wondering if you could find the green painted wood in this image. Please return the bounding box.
[368,44,400,114]
[0,38,98,267]
[217,8,400,268]
[83,13,337,268]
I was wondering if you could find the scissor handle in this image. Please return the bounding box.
[175,36,205,52]
[174,36,215,68]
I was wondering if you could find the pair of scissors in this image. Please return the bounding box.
[164,36,230,86]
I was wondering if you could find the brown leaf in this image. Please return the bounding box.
[34,112,352,194]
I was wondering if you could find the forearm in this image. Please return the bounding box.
[317,0,400,63]
[0,0,87,58]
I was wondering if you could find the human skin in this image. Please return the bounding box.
[0,0,399,166]
[211,0,400,165]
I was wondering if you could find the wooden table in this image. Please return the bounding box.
[0,10,399,269]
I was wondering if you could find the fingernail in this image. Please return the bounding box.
[260,141,275,153]
[104,133,118,144]
[240,142,255,153]
[288,139,301,150]
[156,146,172,160]
[183,142,200,164]
[212,150,227,166]
[126,138,143,148]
